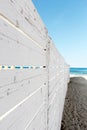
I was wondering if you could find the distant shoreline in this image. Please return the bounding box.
[70,74,87,80]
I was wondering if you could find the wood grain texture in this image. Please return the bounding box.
[0,0,69,130]
[0,0,47,49]
[48,41,69,130]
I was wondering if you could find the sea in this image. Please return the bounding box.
[70,68,87,75]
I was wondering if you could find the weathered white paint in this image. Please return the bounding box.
[0,0,69,130]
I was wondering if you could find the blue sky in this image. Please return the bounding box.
[33,0,87,67]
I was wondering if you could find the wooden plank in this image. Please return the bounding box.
[18,0,48,37]
[48,100,59,130]
[0,69,46,87]
[48,91,61,130]
[26,106,45,130]
[0,0,70,130]
[0,74,46,117]
[47,42,69,130]
[49,75,59,92]
[0,0,47,48]
[49,69,59,80]
[0,18,46,65]
[49,78,59,98]
[0,90,44,130]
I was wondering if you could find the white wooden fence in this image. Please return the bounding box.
[0,0,69,130]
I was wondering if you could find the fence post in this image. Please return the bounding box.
[45,38,51,130]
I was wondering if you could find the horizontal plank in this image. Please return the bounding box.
[0,18,46,65]
[0,67,46,87]
[48,90,63,130]
[0,1,70,130]
[49,70,60,80]
[26,106,45,130]
[0,73,46,117]
[49,77,59,94]
[0,0,48,48]
[49,85,60,105]
[0,89,44,130]
[48,101,59,130]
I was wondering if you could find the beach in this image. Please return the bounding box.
[61,75,87,130]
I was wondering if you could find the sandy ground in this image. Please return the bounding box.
[61,75,87,130]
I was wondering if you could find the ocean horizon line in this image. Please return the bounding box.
[70,67,87,75]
